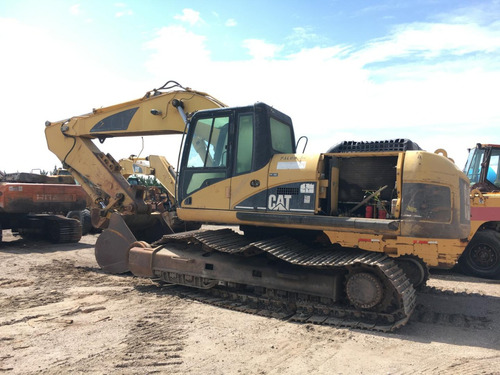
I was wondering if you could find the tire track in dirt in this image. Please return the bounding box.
[395,354,500,375]
[0,279,33,288]
[1,258,190,374]
[0,260,112,313]
[409,286,498,329]
[409,303,491,329]
[113,293,190,374]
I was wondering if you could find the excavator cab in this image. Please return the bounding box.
[177,103,295,208]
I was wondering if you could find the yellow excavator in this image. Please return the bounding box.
[44,81,471,331]
[118,154,200,233]
[119,155,176,203]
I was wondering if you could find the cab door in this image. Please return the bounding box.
[178,112,232,210]
[230,106,297,212]
[230,112,269,211]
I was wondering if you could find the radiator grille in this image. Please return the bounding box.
[277,187,300,195]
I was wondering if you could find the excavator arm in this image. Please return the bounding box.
[44,82,226,227]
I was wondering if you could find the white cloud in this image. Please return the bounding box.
[143,21,500,168]
[357,22,500,65]
[286,27,320,46]
[116,10,133,17]
[225,18,237,27]
[0,18,150,172]
[114,3,133,17]
[242,39,283,60]
[174,8,202,26]
[2,9,499,173]
[144,26,210,74]
[70,4,81,15]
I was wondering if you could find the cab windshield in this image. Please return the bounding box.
[465,147,500,187]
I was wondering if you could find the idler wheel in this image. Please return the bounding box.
[346,272,383,309]
[396,255,429,289]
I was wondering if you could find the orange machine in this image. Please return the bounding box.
[0,172,87,243]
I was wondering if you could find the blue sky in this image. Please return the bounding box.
[1,0,499,172]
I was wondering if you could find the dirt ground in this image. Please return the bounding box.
[1,229,499,375]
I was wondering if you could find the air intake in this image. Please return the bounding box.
[327,139,422,153]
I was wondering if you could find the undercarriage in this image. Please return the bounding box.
[126,229,417,332]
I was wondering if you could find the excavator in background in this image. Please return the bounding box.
[461,143,500,278]
[44,81,471,331]
[119,154,200,233]
[0,171,86,243]
[120,155,176,200]
[119,154,177,211]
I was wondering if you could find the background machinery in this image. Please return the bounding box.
[119,154,199,233]
[44,81,471,331]
[462,143,500,278]
[119,154,177,215]
[0,171,86,243]
[120,155,176,200]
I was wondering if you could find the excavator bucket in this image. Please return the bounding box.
[95,213,137,274]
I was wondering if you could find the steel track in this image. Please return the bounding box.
[49,216,82,243]
[154,229,417,332]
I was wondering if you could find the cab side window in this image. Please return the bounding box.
[235,114,253,175]
[270,117,294,154]
[487,150,500,187]
[187,116,229,168]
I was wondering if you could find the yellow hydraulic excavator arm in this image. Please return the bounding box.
[44,81,226,227]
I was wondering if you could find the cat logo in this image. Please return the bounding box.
[268,194,292,211]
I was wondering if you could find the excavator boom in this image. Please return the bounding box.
[45,82,226,227]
